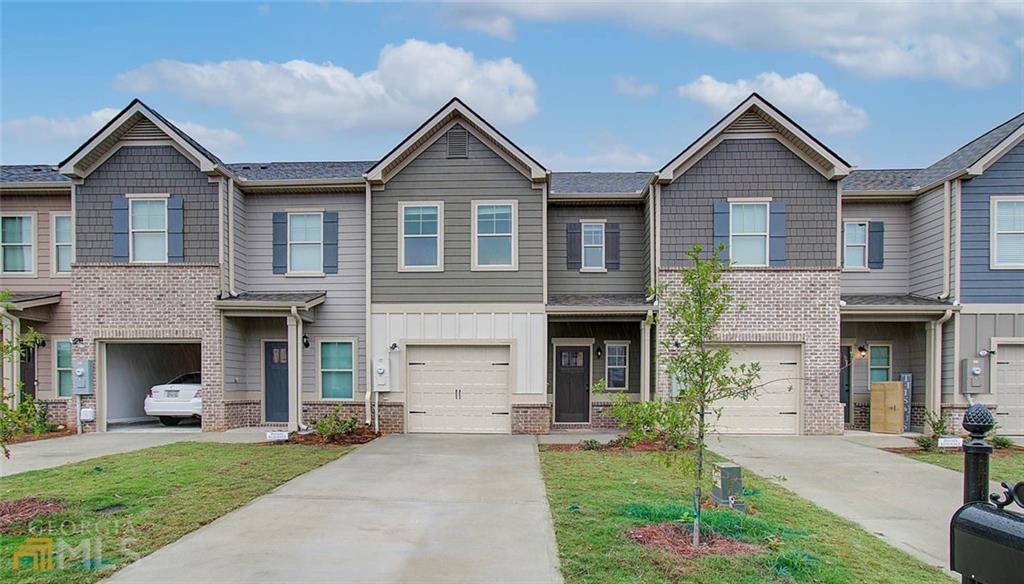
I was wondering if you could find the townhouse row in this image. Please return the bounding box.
[2,95,1022,436]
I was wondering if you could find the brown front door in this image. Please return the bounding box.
[555,346,590,423]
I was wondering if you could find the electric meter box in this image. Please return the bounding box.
[72,359,94,395]
[960,358,988,394]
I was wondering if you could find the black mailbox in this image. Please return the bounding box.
[950,501,1024,584]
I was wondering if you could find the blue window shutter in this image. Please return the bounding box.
[112,196,129,263]
[566,223,581,270]
[323,212,339,274]
[712,202,730,260]
[769,202,787,268]
[272,212,287,274]
[868,221,885,269]
[606,223,620,270]
[167,195,184,263]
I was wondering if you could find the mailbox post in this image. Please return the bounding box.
[961,404,993,504]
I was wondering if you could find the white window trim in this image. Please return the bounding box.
[842,220,870,272]
[0,211,37,277]
[867,343,892,385]
[398,201,444,272]
[990,195,1024,270]
[54,339,73,399]
[728,201,769,267]
[51,213,73,277]
[604,340,630,391]
[128,196,169,264]
[317,337,358,401]
[471,199,519,271]
[286,211,325,276]
[580,221,607,273]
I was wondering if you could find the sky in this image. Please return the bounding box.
[2,1,1023,172]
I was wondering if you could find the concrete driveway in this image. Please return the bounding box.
[108,434,563,584]
[710,432,983,572]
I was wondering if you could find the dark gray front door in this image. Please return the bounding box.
[555,346,590,423]
[264,342,289,423]
[20,346,36,398]
[840,346,852,423]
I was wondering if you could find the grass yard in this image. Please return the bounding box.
[1,441,349,583]
[540,449,952,584]
[905,448,1024,485]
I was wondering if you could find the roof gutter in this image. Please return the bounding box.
[0,182,73,192]
[546,305,657,315]
[212,296,326,311]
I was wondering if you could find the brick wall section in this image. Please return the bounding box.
[224,400,261,429]
[39,399,69,428]
[852,402,870,431]
[71,264,225,431]
[302,401,404,434]
[512,403,551,434]
[590,401,621,430]
[656,268,843,435]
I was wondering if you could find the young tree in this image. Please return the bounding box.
[1,289,45,456]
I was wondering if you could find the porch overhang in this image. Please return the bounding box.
[546,294,656,317]
[214,292,326,323]
[840,294,957,321]
[4,292,63,311]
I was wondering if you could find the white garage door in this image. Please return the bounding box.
[995,344,1024,435]
[710,345,801,435]
[406,345,511,434]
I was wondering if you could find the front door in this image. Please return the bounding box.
[264,341,289,423]
[555,346,590,423]
[840,346,852,424]
[20,346,36,399]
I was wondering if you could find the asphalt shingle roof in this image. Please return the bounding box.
[841,169,919,192]
[1,165,70,183]
[219,292,326,304]
[225,161,376,181]
[5,292,63,307]
[548,293,653,307]
[549,172,651,194]
[842,294,950,307]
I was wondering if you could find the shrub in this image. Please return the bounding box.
[0,393,54,439]
[915,434,936,452]
[986,423,1015,450]
[925,410,949,436]
[311,405,359,440]
[603,390,694,450]
[579,439,603,451]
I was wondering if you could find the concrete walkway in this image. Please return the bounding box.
[710,433,979,572]
[109,434,563,584]
[1,428,265,477]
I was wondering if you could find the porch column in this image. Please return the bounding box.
[286,316,300,432]
[640,318,651,402]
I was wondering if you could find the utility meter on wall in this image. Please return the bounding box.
[72,359,94,395]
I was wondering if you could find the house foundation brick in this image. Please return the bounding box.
[656,268,843,435]
[302,400,404,434]
[39,399,69,429]
[852,402,870,431]
[512,403,551,434]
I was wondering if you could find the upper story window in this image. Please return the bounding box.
[605,342,629,390]
[288,212,324,274]
[52,214,73,275]
[992,197,1024,269]
[400,202,443,271]
[1,214,34,275]
[472,200,517,270]
[729,202,769,267]
[581,222,606,271]
[843,221,868,269]
[129,197,168,263]
[319,339,355,400]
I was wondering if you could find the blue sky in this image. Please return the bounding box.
[2,1,1023,171]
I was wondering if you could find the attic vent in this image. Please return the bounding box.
[724,110,774,134]
[446,126,468,158]
[122,118,165,141]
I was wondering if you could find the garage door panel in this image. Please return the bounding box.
[407,345,511,434]
[709,345,801,435]
[996,344,1024,435]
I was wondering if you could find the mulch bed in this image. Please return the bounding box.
[0,498,66,532]
[884,445,1024,457]
[285,426,380,446]
[626,521,761,559]
[7,428,76,445]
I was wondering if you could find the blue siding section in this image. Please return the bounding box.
[959,141,1024,303]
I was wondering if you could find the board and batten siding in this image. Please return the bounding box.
[75,146,219,264]
[841,202,910,295]
[371,126,543,303]
[547,203,647,297]
[660,138,838,268]
[959,141,1024,304]
[909,185,947,298]
[957,312,1024,395]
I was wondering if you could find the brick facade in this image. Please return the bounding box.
[224,400,261,429]
[39,399,69,429]
[656,268,843,435]
[302,400,404,434]
[512,403,552,434]
[852,401,870,431]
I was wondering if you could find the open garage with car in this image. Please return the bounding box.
[98,341,202,430]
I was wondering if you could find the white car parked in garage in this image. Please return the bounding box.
[144,372,202,426]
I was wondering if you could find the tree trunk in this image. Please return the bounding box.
[693,403,705,547]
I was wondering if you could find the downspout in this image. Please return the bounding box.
[932,308,954,421]
[290,306,307,431]
[227,178,237,297]
[364,181,373,427]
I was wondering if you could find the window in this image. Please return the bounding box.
[605,342,629,390]
[1,214,34,274]
[581,222,605,271]
[400,202,443,271]
[869,345,891,383]
[472,200,517,270]
[52,214,73,274]
[729,202,769,266]
[56,340,72,397]
[288,212,323,274]
[129,198,167,263]
[319,339,355,399]
[843,221,868,269]
[992,197,1024,268]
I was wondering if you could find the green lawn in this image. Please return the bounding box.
[540,449,951,584]
[1,441,349,583]
[906,448,1024,485]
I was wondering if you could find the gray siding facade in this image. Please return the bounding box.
[909,185,947,297]
[371,126,543,303]
[841,202,910,295]
[957,311,1024,395]
[547,203,647,297]
[75,146,219,264]
[960,142,1024,303]
[660,138,838,268]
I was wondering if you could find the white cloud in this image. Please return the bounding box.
[679,72,868,135]
[614,76,657,98]
[444,2,1022,87]
[113,39,538,139]
[172,121,244,154]
[534,139,656,171]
